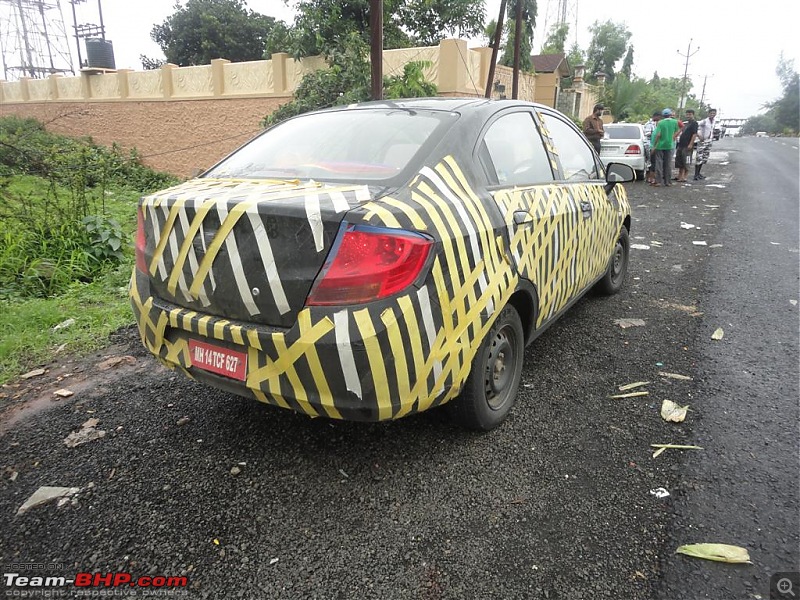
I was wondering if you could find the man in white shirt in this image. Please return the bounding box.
[694,108,717,180]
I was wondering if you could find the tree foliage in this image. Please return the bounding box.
[148,0,279,66]
[584,20,631,84]
[263,35,438,127]
[540,22,569,55]
[286,0,485,57]
[485,1,537,72]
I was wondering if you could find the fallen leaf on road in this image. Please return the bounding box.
[618,381,650,391]
[711,327,724,340]
[53,389,74,398]
[631,244,650,250]
[675,543,751,564]
[614,318,646,328]
[97,356,137,370]
[661,400,689,422]
[609,391,649,399]
[790,300,798,306]
[21,368,46,380]
[692,241,708,246]
[650,241,663,247]
[16,486,80,516]
[659,371,693,381]
[680,222,695,229]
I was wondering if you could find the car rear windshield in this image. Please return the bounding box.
[605,125,641,139]
[204,108,457,182]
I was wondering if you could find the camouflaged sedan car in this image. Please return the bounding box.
[131,98,634,430]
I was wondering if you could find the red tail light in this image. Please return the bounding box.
[135,206,148,274]
[306,225,433,306]
[624,145,642,156]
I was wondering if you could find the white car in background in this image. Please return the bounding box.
[600,123,647,181]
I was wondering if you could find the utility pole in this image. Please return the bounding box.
[699,74,714,108]
[677,39,699,115]
[369,0,383,100]
[484,0,507,98]
[512,0,522,99]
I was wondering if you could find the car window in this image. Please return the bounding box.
[481,112,553,185]
[605,125,642,139]
[538,112,602,181]
[204,108,457,182]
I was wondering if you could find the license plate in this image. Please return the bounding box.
[188,339,247,381]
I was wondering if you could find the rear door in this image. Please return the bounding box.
[477,108,585,328]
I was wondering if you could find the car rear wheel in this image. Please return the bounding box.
[447,305,524,431]
[595,227,629,295]
[635,169,645,181]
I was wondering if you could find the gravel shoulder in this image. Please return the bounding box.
[3,147,791,599]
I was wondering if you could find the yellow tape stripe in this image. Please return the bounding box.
[166,198,217,296]
[380,307,410,419]
[149,198,186,277]
[396,295,426,418]
[353,308,392,421]
[273,335,317,417]
[298,311,341,420]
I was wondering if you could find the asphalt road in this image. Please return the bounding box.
[1,136,798,600]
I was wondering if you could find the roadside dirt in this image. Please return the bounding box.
[0,326,148,436]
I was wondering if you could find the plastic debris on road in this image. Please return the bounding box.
[614,318,646,328]
[661,400,689,422]
[711,327,725,340]
[650,487,670,499]
[618,381,650,391]
[659,371,693,381]
[631,244,650,250]
[610,391,649,399]
[675,543,752,564]
[16,486,81,516]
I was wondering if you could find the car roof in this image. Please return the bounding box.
[314,97,554,116]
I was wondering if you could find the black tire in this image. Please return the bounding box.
[446,304,524,431]
[595,227,629,295]
[635,169,645,181]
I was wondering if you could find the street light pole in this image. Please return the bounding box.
[677,39,699,116]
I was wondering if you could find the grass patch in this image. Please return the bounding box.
[0,262,135,385]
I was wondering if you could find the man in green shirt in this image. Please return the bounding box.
[651,108,680,186]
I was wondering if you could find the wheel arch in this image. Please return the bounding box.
[507,280,539,345]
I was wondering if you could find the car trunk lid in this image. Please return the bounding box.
[139,178,373,329]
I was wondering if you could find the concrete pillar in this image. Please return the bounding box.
[19,77,31,101]
[437,39,468,94]
[271,53,289,94]
[473,47,494,94]
[211,58,229,96]
[117,69,131,99]
[48,74,61,100]
[161,63,177,98]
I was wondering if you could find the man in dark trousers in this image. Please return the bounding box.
[582,104,605,153]
[675,109,698,182]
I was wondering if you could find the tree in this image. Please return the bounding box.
[540,22,569,55]
[762,54,799,133]
[584,20,631,84]
[620,47,634,79]
[149,0,279,66]
[286,0,485,57]
[486,0,536,72]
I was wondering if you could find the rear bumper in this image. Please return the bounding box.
[129,269,457,422]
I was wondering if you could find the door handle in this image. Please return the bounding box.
[513,211,533,226]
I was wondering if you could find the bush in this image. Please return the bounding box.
[0,116,178,299]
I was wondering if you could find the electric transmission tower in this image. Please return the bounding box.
[0,0,74,80]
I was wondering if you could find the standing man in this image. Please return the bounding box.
[582,104,605,154]
[643,110,660,184]
[695,108,717,180]
[675,109,698,182]
[651,108,680,187]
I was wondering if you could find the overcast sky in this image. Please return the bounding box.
[50,0,800,118]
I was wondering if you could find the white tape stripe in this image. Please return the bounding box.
[217,203,260,316]
[246,207,290,315]
[163,204,192,302]
[417,286,443,387]
[305,193,324,252]
[148,203,167,280]
[178,203,210,306]
[334,310,362,400]
[330,190,350,213]
[354,186,371,203]
[422,167,492,314]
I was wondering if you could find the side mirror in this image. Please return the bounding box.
[604,163,636,193]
